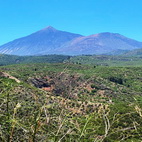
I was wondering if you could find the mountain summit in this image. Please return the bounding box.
[40,26,57,32]
[0,26,142,55]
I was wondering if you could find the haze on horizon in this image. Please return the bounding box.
[0,0,142,45]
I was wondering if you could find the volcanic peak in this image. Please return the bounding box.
[41,26,57,32]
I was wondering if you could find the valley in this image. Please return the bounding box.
[0,62,142,141]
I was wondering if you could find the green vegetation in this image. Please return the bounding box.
[2,54,142,67]
[0,62,142,141]
[0,54,71,66]
[69,55,142,67]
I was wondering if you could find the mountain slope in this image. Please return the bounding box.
[0,26,83,55]
[122,48,142,57]
[56,32,142,55]
[0,27,142,55]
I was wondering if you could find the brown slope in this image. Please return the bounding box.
[56,32,142,55]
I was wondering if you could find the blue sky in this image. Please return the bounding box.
[0,0,142,45]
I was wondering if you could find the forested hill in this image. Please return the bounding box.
[0,54,71,66]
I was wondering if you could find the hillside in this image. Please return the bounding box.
[0,27,142,55]
[122,48,142,57]
[0,54,71,66]
[68,55,142,66]
[2,54,142,67]
[0,63,142,141]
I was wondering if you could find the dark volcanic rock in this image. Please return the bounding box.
[29,78,51,88]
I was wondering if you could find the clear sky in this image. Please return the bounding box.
[0,0,142,45]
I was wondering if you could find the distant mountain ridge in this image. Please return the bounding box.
[122,48,142,57]
[0,26,142,55]
[56,32,142,55]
